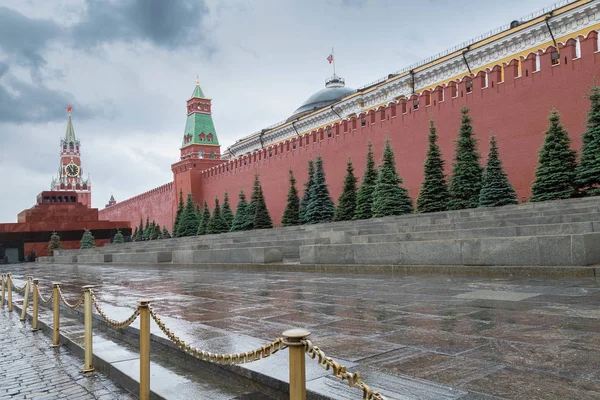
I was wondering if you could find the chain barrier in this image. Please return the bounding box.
[57,286,84,310]
[36,285,53,306]
[302,339,386,400]
[91,293,140,329]
[11,278,28,293]
[149,306,286,365]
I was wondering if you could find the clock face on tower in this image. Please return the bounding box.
[65,163,80,177]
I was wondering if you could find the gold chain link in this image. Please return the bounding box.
[36,285,53,306]
[57,287,84,310]
[303,339,386,400]
[149,306,286,365]
[92,293,140,329]
[11,278,28,293]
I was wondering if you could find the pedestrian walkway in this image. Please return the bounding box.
[0,309,134,400]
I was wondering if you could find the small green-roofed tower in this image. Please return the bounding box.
[180,77,220,160]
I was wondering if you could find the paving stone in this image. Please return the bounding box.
[0,309,134,400]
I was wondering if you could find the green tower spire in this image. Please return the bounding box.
[181,78,219,149]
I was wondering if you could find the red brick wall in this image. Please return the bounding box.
[199,34,599,225]
[99,182,174,233]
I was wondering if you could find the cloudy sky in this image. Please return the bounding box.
[0,0,557,222]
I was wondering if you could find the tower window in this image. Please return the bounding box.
[199,133,205,141]
[210,151,215,159]
[207,134,213,142]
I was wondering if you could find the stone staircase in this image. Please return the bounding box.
[38,196,600,267]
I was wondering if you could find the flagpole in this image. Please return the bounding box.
[332,47,336,76]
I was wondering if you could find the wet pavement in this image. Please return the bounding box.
[2,264,600,399]
[0,307,134,399]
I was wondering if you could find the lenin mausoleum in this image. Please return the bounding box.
[3,0,600,261]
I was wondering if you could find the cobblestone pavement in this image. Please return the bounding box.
[2,264,600,399]
[0,309,134,400]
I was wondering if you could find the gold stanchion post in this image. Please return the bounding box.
[82,285,95,372]
[7,274,12,312]
[20,277,31,321]
[32,279,39,331]
[51,283,60,347]
[1,274,5,308]
[139,300,151,400]
[283,329,311,400]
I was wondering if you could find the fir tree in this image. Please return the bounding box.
[299,160,315,224]
[417,120,450,213]
[132,226,139,242]
[137,219,144,241]
[177,194,199,237]
[355,142,378,220]
[222,192,234,230]
[197,201,211,235]
[281,170,300,226]
[372,138,414,217]
[142,217,150,241]
[207,198,229,234]
[304,155,335,224]
[113,229,125,244]
[448,107,483,210]
[173,190,184,237]
[575,84,600,196]
[531,110,578,202]
[48,231,62,256]
[151,223,162,240]
[251,174,273,229]
[80,229,96,249]
[334,158,358,221]
[195,204,202,226]
[161,226,171,239]
[479,135,518,207]
[230,190,250,232]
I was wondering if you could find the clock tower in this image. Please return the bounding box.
[50,106,92,207]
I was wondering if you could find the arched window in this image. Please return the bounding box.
[199,133,205,141]
[199,150,204,158]
[69,142,74,150]
[210,151,215,159]
[207,134,213,142]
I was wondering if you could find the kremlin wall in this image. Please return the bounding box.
[100,0,600,231]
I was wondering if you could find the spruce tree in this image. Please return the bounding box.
[161,227,171,239]
[113,229,124,244]
[299,160,315,224]
[48,232,62,256]
[132,226,139,242]
[222,192,234,230]
[207,198,229,234]
[479,135,518,207]
[448,107,483,210]
[152,223,162,240]
[304,155,335,224]
[281,170,300,226]
[80,229,96,249]
[142,217,150,241]
[197,201,211,235]
[195,204,202,226]
[177,194,199,237]
[531,110,577,202]
[230,190,249,232]
[173,190,184,237]
[372,138,414,217]
[355,142,378,220]
[250,174,273,229]
[334,158,358,221]
[417,120,450,213]
[137,219,144,241]
[575,84,600,196]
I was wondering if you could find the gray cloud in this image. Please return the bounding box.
[0,6,63,72]
[72,0,209,48]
